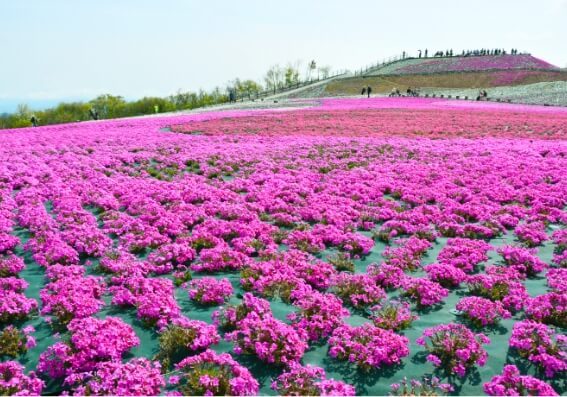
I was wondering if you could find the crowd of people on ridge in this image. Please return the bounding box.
[406,48,522,59]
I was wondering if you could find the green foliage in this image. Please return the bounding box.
[327,252,355,272]
[0,326,29,358]
[154,325,198,370]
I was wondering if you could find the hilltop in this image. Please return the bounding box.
[276,53,567,106]
[365,54,558,76]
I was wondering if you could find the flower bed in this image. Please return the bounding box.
[2,97,567,395]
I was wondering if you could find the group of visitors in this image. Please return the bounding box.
[476,89,489,101]
[360,86,372,98]
[413,48,522,58]
[388,87,420,97]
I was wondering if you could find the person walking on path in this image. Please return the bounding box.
[367,86,372,98]
[30,115,37,127]
[361,87,366,96]
[89,108,99,120]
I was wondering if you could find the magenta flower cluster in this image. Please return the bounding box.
[287,287,350,340]
[0,361,45,396]
[509,320,567,378]
[456,296,512,327]
[483,365,558,396]
[271,363,356,396]
[173,349,259,396]
[401,277,449,307]
[187,277,234,305]
[225,312,308,366]
[369,299,418,331]
[416,323,490,377]
[328,323,410,371]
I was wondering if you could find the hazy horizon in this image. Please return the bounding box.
[1,0,566,113]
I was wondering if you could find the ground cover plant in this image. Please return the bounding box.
[0,97,566,395]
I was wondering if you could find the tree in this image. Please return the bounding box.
[264,64,284,92]
[233,79,262,99]
[284,63,300,87]
[318,65,332,79]
[89,94,127,119]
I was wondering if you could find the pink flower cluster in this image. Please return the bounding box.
[0,361,44,396]
[173,349,259,396]
[525,292,566,328]
[110,276,180,329]
[382,236,432,271]
[456,296,511,327]
[546,268,567,293]
[38,316,140,376]
[466,274,529,312]
[188,277,233,305]
[225,312,308,366]
[367,262,406,289]
[509,320,567,378]
[416,323,490,377]
[240,250,336,301]
[287,287,350,340]
[40,276,105,325]
[401,277,449,308]
[63,358,164,396]
[331,272,386,308]
[425,263,467,288]
[484,365,558,396]
[369,299,418,331]
[0,325,36,356]
[1,282,38,324]
[437,238,492,273]
[552,229,567,267]
[212,292,272,330]
[0,254,25,277]
[514,222,548,247]
[498,245,547,278]
[328,323,410,371]
[272,363,356,396]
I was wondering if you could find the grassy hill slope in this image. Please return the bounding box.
[324,70,567,95]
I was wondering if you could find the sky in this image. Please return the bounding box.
[1,0,566,112]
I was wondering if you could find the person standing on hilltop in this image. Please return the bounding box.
[367,86,372,98]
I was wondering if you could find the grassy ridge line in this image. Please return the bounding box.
[365,54,558,76]
[324,70,567,95]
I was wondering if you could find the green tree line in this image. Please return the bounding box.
[0,90,228,129]
[1,61,332,129]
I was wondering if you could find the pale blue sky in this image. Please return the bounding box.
[1,0,566,111]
